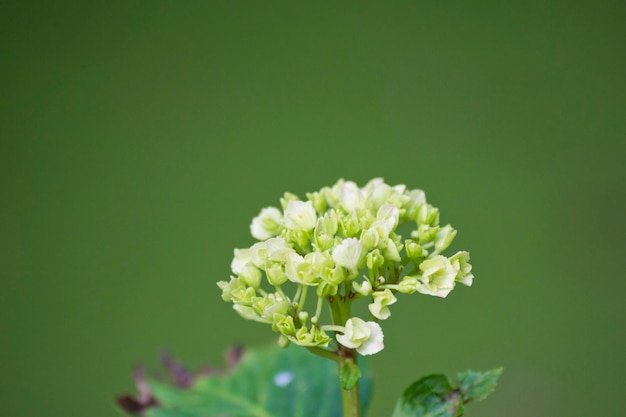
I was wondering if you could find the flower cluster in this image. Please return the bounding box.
[217,179,473,355]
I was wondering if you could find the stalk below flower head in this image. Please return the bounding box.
[217,178,474,355]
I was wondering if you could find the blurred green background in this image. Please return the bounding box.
[2,1,625,416]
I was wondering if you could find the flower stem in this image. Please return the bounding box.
[327,293,361,417]
[339,377,360,417]
[338,352,361,417]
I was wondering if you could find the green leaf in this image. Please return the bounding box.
[458,367,503,402]
[391,374,463,417]
[392,367,503,417]
[339,359,362,391]
[124,345,371,417]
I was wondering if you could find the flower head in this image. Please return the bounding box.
[218,178,474,355]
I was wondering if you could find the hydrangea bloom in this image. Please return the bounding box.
[217,178,474,355]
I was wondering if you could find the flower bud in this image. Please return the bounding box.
[383,238,402,262]
[217,276,245,302]
[272,313,296,335]
[298,311,309,323]
[404,189,426,220]
[239,265,262,288]
[416,203,439,226]
[352,279,373,296]
[398,276,420,294]
[376,204,400,233]
[306,191,327,214]
[405,239,422,259]
[366,249,385,270]
[433,225,457,254]
[360,228,380,250]
[266,263,288,286]
[339,210,361,237]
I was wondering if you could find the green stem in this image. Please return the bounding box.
[338,349,361,417]
[339,375,360,417]
[325,294,361,417]
[297,285,308,313]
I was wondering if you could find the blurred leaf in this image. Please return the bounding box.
[120,345,371,417]
[391,374,463,417]
[458,367,503,402]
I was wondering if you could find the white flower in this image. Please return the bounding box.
[250,207,283,240]
[238,265,262,288]
[368,289,397,320]
[352,279,373,296]
[332,238,365,272]
[264,237,295,263]
[231,248,251,275]
[284,200,317,232]
[285,252,321,286]
[383,238,402,262]
[376,204,400,234]
[416,255,457,298]
[339,181,366,212]
[433,225,457,254]
[336,318,384,355]
[364,178,392,209]
[450,251,474,286]
[249,241,268,268]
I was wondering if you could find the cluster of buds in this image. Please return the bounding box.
[217,179,473,355]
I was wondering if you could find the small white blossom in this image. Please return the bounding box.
[336,318,384,355]
[332,237,365,272]
[416,255,457,298]
[249,241,268,268]
[250,207,283,240]
[264,237,295,263]
[231,248,252,275]
[284,200,317,232]
[285,252,321,286]
[450,251,473,286]
[352,279,373,296]
[376,204,400,234]
[339,181,366,212]
[368,289,397,320]
[433,225,457,254]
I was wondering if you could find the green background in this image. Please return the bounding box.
[2,1,625,416]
